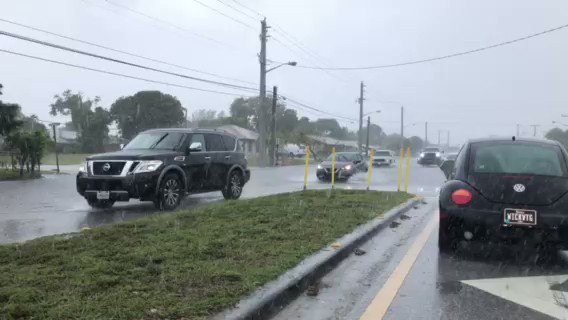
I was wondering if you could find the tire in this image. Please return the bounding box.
[438,218,459,253]
[87,199,115,209]
[157,173,183,210]
[222,170,244,200]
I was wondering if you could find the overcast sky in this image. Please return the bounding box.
[1,0,567,144]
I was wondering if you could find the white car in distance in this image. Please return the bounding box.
[372,150,395,167]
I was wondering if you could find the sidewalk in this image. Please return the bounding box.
[42,164,79,174]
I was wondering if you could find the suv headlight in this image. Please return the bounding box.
[78,161,87,173]
[435,152,441,157]
[420,152,425,158]
[344,164,353,171]
[317,164,323,169]
[134,160,163,173]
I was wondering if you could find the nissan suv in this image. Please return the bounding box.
[76,128,250,210]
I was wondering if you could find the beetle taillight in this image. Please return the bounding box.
[451,189,472,205]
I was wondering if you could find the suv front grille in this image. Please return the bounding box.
[92,161,127,175]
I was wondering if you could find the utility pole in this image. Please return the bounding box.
[438,130,441,146]
[425,122,428,146]
[270,86,277,166]
[365,116,371,156]
[516,124,520,137]
[530,124,539,137]
[446,131,450,147]
[358,81,365,152]
[258,18,268,166]
[400,106,404,151]
[50,123,61,174]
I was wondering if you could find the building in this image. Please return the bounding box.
[217,125,259,156]
[306,134,359,155]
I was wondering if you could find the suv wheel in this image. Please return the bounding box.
[157,173,183,210]
[87,199,115,209]
[222,170,243,200]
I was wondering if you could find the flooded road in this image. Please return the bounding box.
[0,161,444,243]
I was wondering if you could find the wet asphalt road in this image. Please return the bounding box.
[272,199,568,320]
[0,160,443,244]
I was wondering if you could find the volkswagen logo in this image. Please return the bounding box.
[513,184,525,193]
[102,163,111,172]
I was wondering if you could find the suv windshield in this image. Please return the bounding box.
[327,153,358,162]
[423,148,440,152]
[471,143,566,177]
[124,132,184,150]
[376,151,391,156]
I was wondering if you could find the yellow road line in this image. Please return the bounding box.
[359,213,438,320]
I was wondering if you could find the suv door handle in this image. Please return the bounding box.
[204,156,211,161]
[225,155,231,160]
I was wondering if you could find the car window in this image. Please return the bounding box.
[222,135,236,151]
[124,132,184,150]
[471,143,566,177]
[189,134,206,152]
[205,134,224,151]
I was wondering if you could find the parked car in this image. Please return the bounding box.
[438,137,568,252]
[282,144,307,158]
[418,147,443,166]
[372,150,395,167]
[316,152,368,181]
[76,128,250,210]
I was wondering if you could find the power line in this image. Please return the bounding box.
[292,22,568,70]
[0,18,257,86]
[0,29,259,92]
[99,0,236,49]
[190,0,256,30]
[228,0,264,19]
[280,95,357,122]
[0,48,253,96]
[213,0,259,21]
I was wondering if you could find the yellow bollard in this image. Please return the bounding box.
[397,147,404,191]
[303,145,310,190]
[367,149,374,190]
[331,147,336,188]
[404,147,411,192]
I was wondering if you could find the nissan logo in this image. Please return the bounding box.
[102,163,111,172]
[513,184,525,193]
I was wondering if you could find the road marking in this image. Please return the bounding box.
[359,213,437,320]
[462,275,568,319]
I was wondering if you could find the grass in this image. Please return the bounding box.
[0,189,413,320]
[0,169,41,181]
[42,153,91,165]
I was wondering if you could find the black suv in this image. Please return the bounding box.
[76,128,250,210]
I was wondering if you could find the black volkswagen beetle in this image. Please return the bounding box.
[438,137,568,252]
[316,152,368,182]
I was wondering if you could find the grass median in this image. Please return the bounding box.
[0,189,413,319]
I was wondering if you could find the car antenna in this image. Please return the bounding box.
[512,136,516,141]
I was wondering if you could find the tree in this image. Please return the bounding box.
[110,91,185,139]
[0,84,23,137]
[546,127,568,149]
[50,90,112,152]
[359,123,385,146]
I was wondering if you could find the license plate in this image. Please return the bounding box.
[504,208,537,226]
[96,191,110,200]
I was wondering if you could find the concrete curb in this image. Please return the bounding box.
[213,195,424,320]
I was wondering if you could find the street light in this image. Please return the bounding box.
[363,110,381,117]
[266,61,297,73]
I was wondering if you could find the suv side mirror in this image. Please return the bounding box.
[189,142,203,153]
[439,160,455,179]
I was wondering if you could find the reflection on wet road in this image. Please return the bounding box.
[0,161,444,243]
